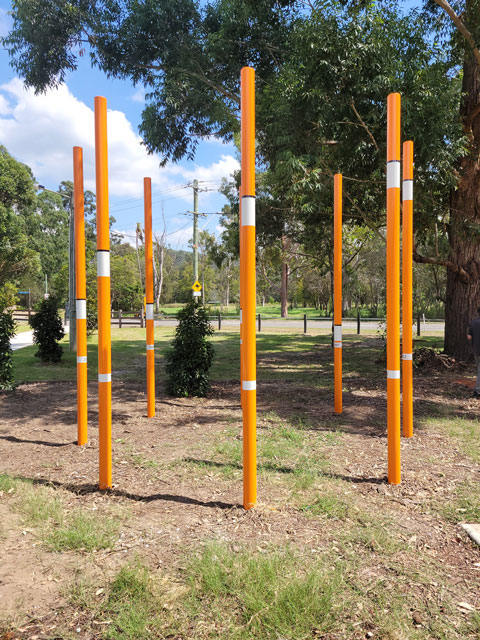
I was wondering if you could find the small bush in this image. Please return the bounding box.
[165,301,215,397]
[30,296,65,362]
[0,308,16,389]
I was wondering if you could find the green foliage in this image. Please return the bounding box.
[30,296,65,362]
[0,308,16,390]
[165,301,214,397]
[0,145,40,288]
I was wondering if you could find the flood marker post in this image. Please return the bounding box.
[386,93,401,484]
[144,177,155,418]
[73,146,87,446]
[334,173,343,414]
[94,96,112,490]
[402,141,414,438]
[241,66,257,510]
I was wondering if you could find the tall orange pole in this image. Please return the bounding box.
[333,174,343,414]
[144,177,155,418]
[402,141,414,438]
[240,66,256,510]
[94,96,112,490]
[73,146,88,446]
[386,93,401,484]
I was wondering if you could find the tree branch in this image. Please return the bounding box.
[432,0,480,67]
[350,100,379,151]
[413,249,470,282]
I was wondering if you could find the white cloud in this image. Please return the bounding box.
[0,78,238,249]
[131,87,145,104]
[0,78,239,201]
[0,93,12,116]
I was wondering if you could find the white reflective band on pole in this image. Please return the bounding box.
[387,370,401,379]
[240,339,243,345]
[334,326,342,341]
[387,161,401,189]
[402,353,413,360]
[241,196,255,226]
[76,299,87,319]
[242,380,256,391]
[146,304,154,320]
[77,356,87,364]
[403,179,413,201]
[98,373,111,383]
[97,251,110,277]
[146,344,154,350]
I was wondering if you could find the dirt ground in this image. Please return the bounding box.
[1,346,480,638]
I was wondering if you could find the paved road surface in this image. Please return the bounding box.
[11,325,69,351]
[151,318,445,332]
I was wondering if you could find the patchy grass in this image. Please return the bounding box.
[429,416,480,463]
[301,494,349,519]
[185,542,347,639]
[47,510,121,552]
[3,476,124,552]
[440,482,480,523]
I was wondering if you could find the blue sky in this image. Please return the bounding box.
[0,2,239,250]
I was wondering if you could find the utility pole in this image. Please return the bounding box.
[193,179,199,283]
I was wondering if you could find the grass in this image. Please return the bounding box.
[47,510,120,552]
[14,323,32,334]
[423,416,480,463]
[185,542,346,639]
[1,475,123,552]
[440,482,480,523]
[301,494,349,519]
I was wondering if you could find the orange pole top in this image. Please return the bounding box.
[73,146,86,299]
[94,97,109,251]
[333,174,342,327]
[144,177,154,304]
[241,67,255,197]
[403,140,414,180]
[387,93,401,162]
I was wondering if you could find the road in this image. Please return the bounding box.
[151,318,445,332]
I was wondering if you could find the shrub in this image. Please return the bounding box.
[30,297,65,363]
[0,308,16,390]
[165,301,215,397]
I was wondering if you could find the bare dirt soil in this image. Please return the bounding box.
[1,347,480,638]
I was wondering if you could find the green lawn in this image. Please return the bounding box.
[12,325,445,385]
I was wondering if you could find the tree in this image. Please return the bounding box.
[30,296,65,363]
[4,0,477,358]
[0,145,40,292]
[165,300,215,397]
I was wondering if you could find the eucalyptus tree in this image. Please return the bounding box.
[4,0,479,357]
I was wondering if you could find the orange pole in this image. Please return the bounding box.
[144,177,155,418]
[402,141,414,438]
[94,96,112,490]
[240,66,256,510]
[386,93,401,484]
[333,174,343,414]
[73,147,88,446]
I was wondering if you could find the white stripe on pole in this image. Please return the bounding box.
[387,161,401,189]
[76,299,87,319]
[241,196,255,226]
[403,179,413,201]
[242,380,256,391]
[97,251,110,277]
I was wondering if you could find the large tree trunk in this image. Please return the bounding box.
[444,45,480,361]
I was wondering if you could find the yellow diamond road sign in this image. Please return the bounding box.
[192,280,202,292]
